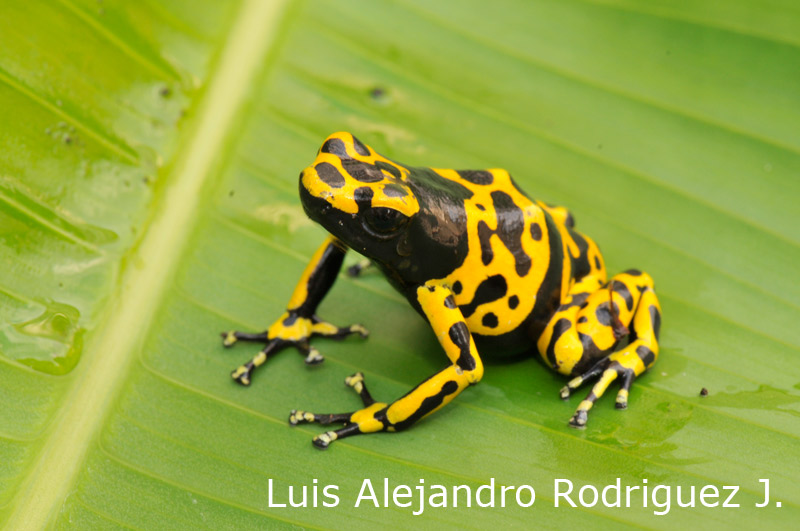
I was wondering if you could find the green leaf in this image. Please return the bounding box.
[1,0,798,528]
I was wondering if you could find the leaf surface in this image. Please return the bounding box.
[0,0,798,528]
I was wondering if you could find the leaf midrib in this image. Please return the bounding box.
[3,1,289,528]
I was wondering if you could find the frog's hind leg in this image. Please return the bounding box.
[538,270,661,428]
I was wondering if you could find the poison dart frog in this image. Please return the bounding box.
[222,132,662,449]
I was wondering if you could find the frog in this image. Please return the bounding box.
[222,132,662,449]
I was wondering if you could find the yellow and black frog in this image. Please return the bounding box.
[222,132,661,449]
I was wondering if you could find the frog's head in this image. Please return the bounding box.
[299,132,420,261]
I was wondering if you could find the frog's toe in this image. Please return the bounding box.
[564,359,638,428]
[294,343,324,365]
[614,371,635,410]
[312,431,335,449]
[289,410,312,425]
[568,390,608,429]
[288,410,312,425]
[221,331,237,347]
[221,330,270,348]
[230,344,278,386]
[559,360,609,400]
[346,258,373,278]
[310,320,369,340]
[350,324,369,339]
[288,409,351,426]
[344,372,376,406]
[569,407,590,429]
[311,424,367,450]
[304,349,324,365]
[231,363,254,386]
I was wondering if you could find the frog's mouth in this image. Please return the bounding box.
[299,178,364,246]
[299,179,338,226]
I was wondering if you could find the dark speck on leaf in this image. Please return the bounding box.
[369,86,391,105]
[700,387,708,396]
[229,190,235,197]
[159,85,171,98]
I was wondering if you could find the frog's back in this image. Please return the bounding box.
[422,168,564,351]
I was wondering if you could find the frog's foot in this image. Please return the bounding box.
[346,258,373,278]
[541,272,661,429]
[289,372,389,449]
[222,315,368,386]
[560,346,645,428]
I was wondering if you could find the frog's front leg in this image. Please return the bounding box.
[538,270,662,428]
[222,236,368,386]
[290,283,484,449]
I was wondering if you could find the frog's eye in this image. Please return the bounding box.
[363,207,408,236]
